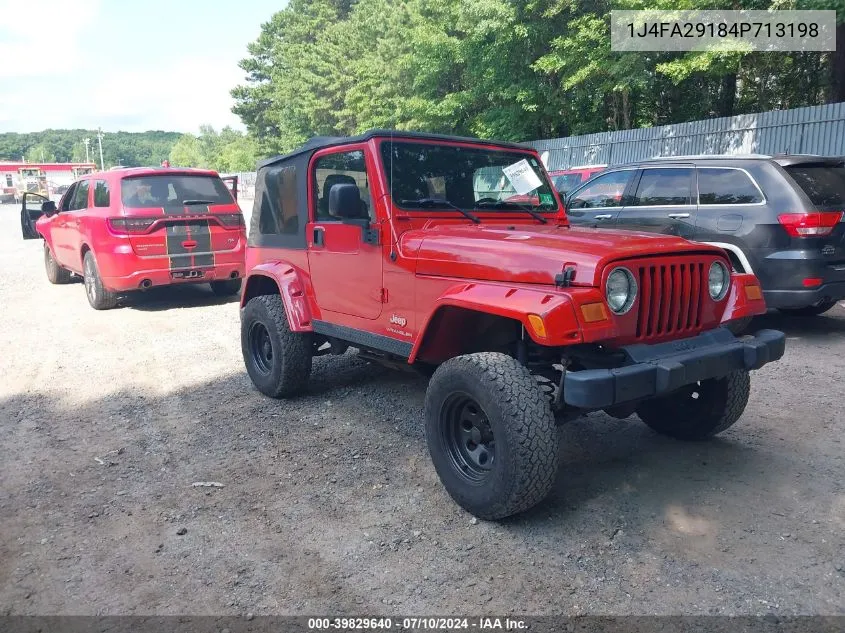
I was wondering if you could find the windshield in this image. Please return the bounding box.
[784,164,845,208]
[121,174,234,208]
[380,141,558,212]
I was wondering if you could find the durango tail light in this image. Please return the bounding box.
[777,211,843,237]
[216,213,244,229]
[108,217,157,234]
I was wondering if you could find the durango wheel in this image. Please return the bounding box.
[44,242,71,284]
[83,251,119,310]
[425,352,559,520]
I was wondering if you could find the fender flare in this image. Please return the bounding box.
[408,282,583,363]
[242,263,314,332]
[703,241,754,275]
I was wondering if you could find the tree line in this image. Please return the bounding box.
[232,0,845,156]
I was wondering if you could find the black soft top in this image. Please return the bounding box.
[258,129,532,169]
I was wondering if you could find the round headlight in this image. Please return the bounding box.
[606,267,637,314]
[708,261,729,301]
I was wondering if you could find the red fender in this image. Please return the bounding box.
[720,272,768,323]
[242,262,314,332]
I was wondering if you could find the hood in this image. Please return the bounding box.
[404,223,723,287]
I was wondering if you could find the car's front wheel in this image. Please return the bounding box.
[636,370,750,441]
[210,278,242,297]
[424,352,559,520]
[83,251,119,310]
[241,294,312,398]
[44,242,72,285]
[778,299,838,317]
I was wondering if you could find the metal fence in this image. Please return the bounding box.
[528,101,845,171]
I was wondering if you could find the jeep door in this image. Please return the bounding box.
[564,169,636,227]
[306,147,383,319]
[20,192,50,239]
[615,166,697,239]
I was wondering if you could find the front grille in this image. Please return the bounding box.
[635,262,704,339]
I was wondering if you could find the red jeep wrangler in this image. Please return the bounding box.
[20,167,245,309]
[239,131,785,520]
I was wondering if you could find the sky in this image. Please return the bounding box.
[0,0,285,134]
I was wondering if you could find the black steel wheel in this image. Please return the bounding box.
[441,392,496,482]
[248,321,274,375]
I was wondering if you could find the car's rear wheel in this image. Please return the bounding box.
[210,278,242,297]
[241,294,312,398]
[44,242,72,284]
[83,251,119,310]
[778,299,837,317]
[636,370,750,441]
[424,352,559,520]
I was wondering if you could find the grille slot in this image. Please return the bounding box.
[635,262,703,339]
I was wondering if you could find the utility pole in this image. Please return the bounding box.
[96,128,105,171]
[83,138,91,163]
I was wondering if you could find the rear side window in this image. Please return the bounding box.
[258,165,298,235]
[69,181,89,210]
[93,180,110,207]
[632,168,693,206]
[121,174,234,208]
[784,164,845,208]
[697,168,763,204]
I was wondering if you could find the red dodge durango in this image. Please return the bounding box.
[20,167,246,309]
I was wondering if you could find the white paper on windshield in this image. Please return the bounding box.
[502,159,542,195]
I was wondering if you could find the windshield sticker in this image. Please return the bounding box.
[539,193,554,205]
[502,159,543,195]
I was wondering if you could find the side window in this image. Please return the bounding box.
[257,165,298,235]
[93,180,110,207]
[632,168,693,206]
[69,181,90,210]
[698,168,763,204]
[60,183,77,211]
[568,171,633,209]
[313,150,372,221]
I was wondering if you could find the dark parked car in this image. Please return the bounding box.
[564,154,845,317]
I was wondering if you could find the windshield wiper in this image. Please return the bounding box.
[182,199,216,206]
[475,199,549,224]
[401,198,481,224]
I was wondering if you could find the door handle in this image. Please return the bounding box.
[594,214,613,220]
[312,226,325,247]
[668,213,690,219]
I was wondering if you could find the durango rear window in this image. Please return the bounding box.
[121,175,234,208]
[784,164,845,208]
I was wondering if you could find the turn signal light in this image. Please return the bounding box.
[527,314,547,339]
[778,212,842,237]
[744,284,763,301]
[580,302,608,323]
[108,217,157,234]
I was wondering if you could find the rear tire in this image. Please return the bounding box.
[636,370,750,441]
[83,251,119,310]
[778,299,837,317]
[424,352,559,520]
[241,294,312,398]
[210,278,242,297]
[44,242,71,285]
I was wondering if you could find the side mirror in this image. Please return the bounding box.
[42,200,58,217]
[328,183,366,220]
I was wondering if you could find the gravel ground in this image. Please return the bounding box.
[0,202,843,616]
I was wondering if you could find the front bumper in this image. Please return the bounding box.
[563,327,785,409]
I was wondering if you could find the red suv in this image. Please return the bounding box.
[20,167,246,309]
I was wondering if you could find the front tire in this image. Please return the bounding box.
[210,278,242,297]
[424,352,559,520]
[241,294,312,398]
[778,299,837,317]
[636,370,750,441]
[83,251,119,310]
[44,242,72,284]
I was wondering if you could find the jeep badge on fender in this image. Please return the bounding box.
[237,130,786,521]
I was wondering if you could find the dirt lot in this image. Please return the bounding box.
[1,202,844,616]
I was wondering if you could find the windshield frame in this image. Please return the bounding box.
[377,138,562,214]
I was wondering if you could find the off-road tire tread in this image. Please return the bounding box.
[777,300,837,317]
[83,251,119,310]
[44,242,72,284]
[425,352,558,520]
[241,294,312,398]
[637,370,751,441]
[210,278,242,297]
